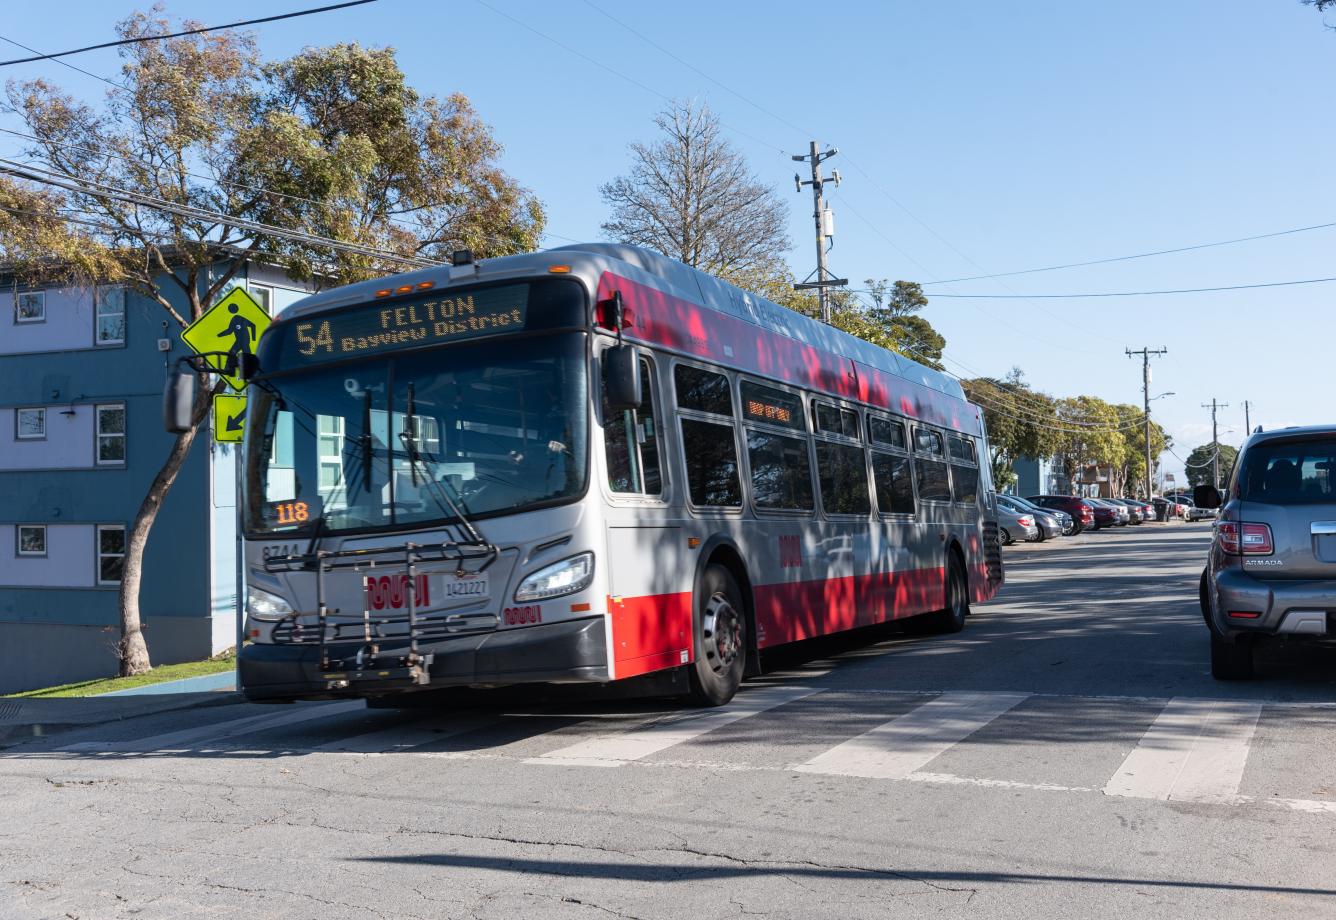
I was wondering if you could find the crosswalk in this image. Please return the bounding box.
[29,685,1336,815]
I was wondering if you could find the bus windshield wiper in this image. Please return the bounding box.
[399,382,493,553]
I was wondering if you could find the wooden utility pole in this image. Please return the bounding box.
[1202,398,1229,489]
[792,141,846,324]
[1127,346,1167,499]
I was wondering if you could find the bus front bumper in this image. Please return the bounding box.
[238,615,609,702]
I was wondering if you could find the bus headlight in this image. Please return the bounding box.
[247,585,294,621]
[514,552,594,602]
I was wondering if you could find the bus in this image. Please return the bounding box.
[173,243,1003,706]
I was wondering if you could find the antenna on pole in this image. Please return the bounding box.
[792,141,847,324]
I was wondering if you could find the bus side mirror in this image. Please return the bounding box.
[236,351,260,381]
[603,344,641,412]
[163,364,196,434]
[1193,484,1223,509]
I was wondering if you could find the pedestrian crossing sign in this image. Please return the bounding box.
[181,287,271,391]
[213,393,248,443]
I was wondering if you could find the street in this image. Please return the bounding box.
[5,523,1336,919]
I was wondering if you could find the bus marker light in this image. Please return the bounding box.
[687,537,701,548]
[374,289,392,298]
[416,281,434,290]
[570,602,591,612]
[396,284,414,294]
[548,264,571,273]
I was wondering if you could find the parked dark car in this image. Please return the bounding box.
[1197,426,1336,679]
[1078,498,1122,529]
[1110,498,1146,524]
[1028,495,1096,534]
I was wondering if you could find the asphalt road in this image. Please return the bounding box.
[5,521,1336,919]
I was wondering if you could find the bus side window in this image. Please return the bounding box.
[604,357,663,495]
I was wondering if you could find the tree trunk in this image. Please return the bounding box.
[117,380,212,676]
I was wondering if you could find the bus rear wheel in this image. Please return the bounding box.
[924,556,969,634]
[688,564,747,707]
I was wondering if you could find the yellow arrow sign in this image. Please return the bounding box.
[213,393,247,443]
[181,287,271,391]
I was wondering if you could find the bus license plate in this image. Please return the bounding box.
[364,572,489,612]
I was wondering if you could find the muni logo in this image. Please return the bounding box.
[364,573,431,610]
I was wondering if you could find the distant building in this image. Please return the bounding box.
[1011,456,1065,496]
[0,260,311,693]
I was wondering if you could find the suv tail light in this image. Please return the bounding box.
[1217,522,1274,555]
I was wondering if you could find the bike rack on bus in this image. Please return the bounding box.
[262,540,498,690]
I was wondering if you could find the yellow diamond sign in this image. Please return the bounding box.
[213,393,247,443]
[181,288,271,391]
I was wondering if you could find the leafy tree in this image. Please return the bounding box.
[0,10,542,675]
[961,370,1059,490]
[1184,442,1239,487]
[601,99,789,276]
[1052,396,1126,490]
[1111,404,1171,497]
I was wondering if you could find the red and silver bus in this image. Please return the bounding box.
[216,244,1002,706]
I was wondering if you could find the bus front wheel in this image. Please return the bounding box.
[688,564,747,707]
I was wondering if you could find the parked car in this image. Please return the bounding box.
[993,498,1041,545]
[1110,498,1146,524]
[1084,498,1125,528]
[997,494,1063,541]
[1197,425,1336,679]
[1028,495,1095,534]
[1185,500,1216,522]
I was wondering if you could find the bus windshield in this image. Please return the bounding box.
[244,333,588,536]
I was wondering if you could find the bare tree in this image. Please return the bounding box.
[601,100,789,275]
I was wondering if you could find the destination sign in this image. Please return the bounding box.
[267,284,531,367]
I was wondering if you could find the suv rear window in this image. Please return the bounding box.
[1239,439,1336,505]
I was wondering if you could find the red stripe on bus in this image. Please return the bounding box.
[754,567,947,647]
[597,272,984,438]
[609,592,693,680]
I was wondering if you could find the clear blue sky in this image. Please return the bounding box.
[4,0,1333,483]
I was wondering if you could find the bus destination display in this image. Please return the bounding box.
[276,284,530,366]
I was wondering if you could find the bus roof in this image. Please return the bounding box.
[276,242,981,437]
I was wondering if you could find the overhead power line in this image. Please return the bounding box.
[920,218,1336,286]
[0,1,378,67]
[916,276,1336,299]
[0,158,440,270]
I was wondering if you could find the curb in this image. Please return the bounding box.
[98,669,237,697]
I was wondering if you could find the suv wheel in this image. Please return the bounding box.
[1210,633,1254,680]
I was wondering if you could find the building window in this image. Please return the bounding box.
[15,407,46,440]
[15,290,44,324]
[95,286,126,345]
[96,404,126,465]
[17,525,46,557]
[97,525,126,584]
[248,284,273,315]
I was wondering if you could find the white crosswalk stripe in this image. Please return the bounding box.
[1103,698,1263,803]
[793,691,1031,779]
[58,700,365,754]
[529,685,818,767]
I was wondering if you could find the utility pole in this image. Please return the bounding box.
[1243,399,1252,435]
[792,141,847,324]
[1126,346,1167,500]
[1202,398,1229,489]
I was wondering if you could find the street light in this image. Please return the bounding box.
[1150,391,1175,401]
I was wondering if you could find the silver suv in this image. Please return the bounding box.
[1197,426,1336,679]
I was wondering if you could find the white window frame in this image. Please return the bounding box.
[95,403,126,466]
[248,283,274,316]
[16,524,46,557]
[95,285,126,346]
[96,524,126,585]
[14,290,45,324]
[15,407,46,441]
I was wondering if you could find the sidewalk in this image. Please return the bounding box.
[0,671,239,748]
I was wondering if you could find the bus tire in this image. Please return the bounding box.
[688,564,747,707]
[925,555,969,634]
